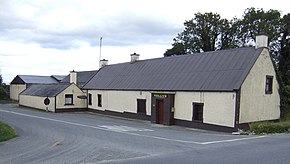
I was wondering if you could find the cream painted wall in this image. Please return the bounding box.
[10,84,26,101]
[19,95,56,112]
[239,48,280,123]
[88,90,151,115]
[56,84,87,109]
[174,92,236,127]
[88,90,235,127]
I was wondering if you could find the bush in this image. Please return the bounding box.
[0,121,17,142]
[282,111,290,120]
[0,85,9,100]
[249,121,290,134]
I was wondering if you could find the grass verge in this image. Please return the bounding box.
[0,99,17,103]
[249,120,290,134]
[0,121,17,142]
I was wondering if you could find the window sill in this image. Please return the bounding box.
[65,104,74,106]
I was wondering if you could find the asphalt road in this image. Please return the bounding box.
[0,103,290,164]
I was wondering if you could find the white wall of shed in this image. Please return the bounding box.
[56,84,87,109]
[19,95,55,112]
[10,84,26,101]
[239,48,280,123]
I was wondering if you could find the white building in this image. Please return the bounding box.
[82,35,280,132]
[10,75,63,101]
[19,83,87,112]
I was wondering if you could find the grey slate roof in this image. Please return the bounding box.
[10,75,59,84]
[83,47,263,91]
[51,75,66,82]
[61,70,96,86]
[20,84,70,97]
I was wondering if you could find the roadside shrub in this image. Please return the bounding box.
[0,87,8,100]
[249,121,290,134]
[0,121,17,142]
[282,111,290,121]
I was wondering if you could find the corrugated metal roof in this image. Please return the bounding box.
[11,75,59,84]
[20,84,70,97]
[83,47,263,91]
[51,75,66,81]
[61,70,97,86]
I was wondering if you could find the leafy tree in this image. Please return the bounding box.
[164,8,281,57]
[279,14,290,84]
[0,86,8,100]
[219,18,240,50]
[0,73,2,85]
[164,12,240,56]
[278,13,290,115]
[164,43,186,56]
[0,73,9,100]
[238,8,281,58]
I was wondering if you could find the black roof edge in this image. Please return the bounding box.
[82,88,236,93]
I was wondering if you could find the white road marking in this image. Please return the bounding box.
[99,125,153,132]
[200,136,266,145]
[0,109,266,145]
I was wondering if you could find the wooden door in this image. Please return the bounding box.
[156,100,164,124]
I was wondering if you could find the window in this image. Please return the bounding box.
[137,99,146,114]
[192,103,203,122]
[88,93,92,105]
[265,76,273,94]
[97,94,102,107]
[65,94,73,105]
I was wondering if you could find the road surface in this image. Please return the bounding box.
[0,103,289,164]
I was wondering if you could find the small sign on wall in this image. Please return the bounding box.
[153,94,167,99]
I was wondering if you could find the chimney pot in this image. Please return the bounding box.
[70,70,77,84]
[130,53,140,63]
[99,59,108,68]
[255,34,268,49]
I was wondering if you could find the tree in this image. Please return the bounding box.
[164,43,186,56]
[279,14,290,84]
[0,73,2,85]
[238,8,281,57]
[278,14,290,115]
[164,12,239,56]
[0,87,8,100]
[164,8,281,57]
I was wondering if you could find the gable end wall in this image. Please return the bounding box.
[239,48,280,123]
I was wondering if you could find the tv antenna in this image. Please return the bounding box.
[99,37,103,62]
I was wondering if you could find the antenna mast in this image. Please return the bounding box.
[99,37,103,62]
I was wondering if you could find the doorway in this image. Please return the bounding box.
[156,99,164,124]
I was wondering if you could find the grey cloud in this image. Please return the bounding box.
[0,1,181,50]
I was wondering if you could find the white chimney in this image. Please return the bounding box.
[70,70,77,84]
[131,53,140,63]
[99,59,108,68]
[255,34,268,49]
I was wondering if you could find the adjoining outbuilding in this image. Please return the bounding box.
[10,75,65,101]
[19,83,87,112]
[83,35,280,132]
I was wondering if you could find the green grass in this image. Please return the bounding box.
[0,99,16,103]
[249,120,290,134]
[0,121,17,142]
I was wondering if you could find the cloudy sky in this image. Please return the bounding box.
[0,0,289,83]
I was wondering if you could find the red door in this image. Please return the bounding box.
[156,100,164,124]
